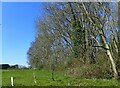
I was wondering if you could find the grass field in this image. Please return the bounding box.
[2,69,120,86]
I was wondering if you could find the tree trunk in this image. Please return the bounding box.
[101,34,118,79]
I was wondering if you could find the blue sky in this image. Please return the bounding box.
[2,2,44,66]
[0,2,2,67]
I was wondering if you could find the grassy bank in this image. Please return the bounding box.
[2,69,119,86]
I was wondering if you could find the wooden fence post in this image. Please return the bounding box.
[11,77,14,86]
[33,73,36,83]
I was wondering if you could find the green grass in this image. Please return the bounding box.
[2,69,119,86]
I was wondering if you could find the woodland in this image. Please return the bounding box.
[27,2,120,80]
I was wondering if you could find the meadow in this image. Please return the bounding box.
[2,69,120,86]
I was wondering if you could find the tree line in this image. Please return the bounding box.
[27,2,120,79]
